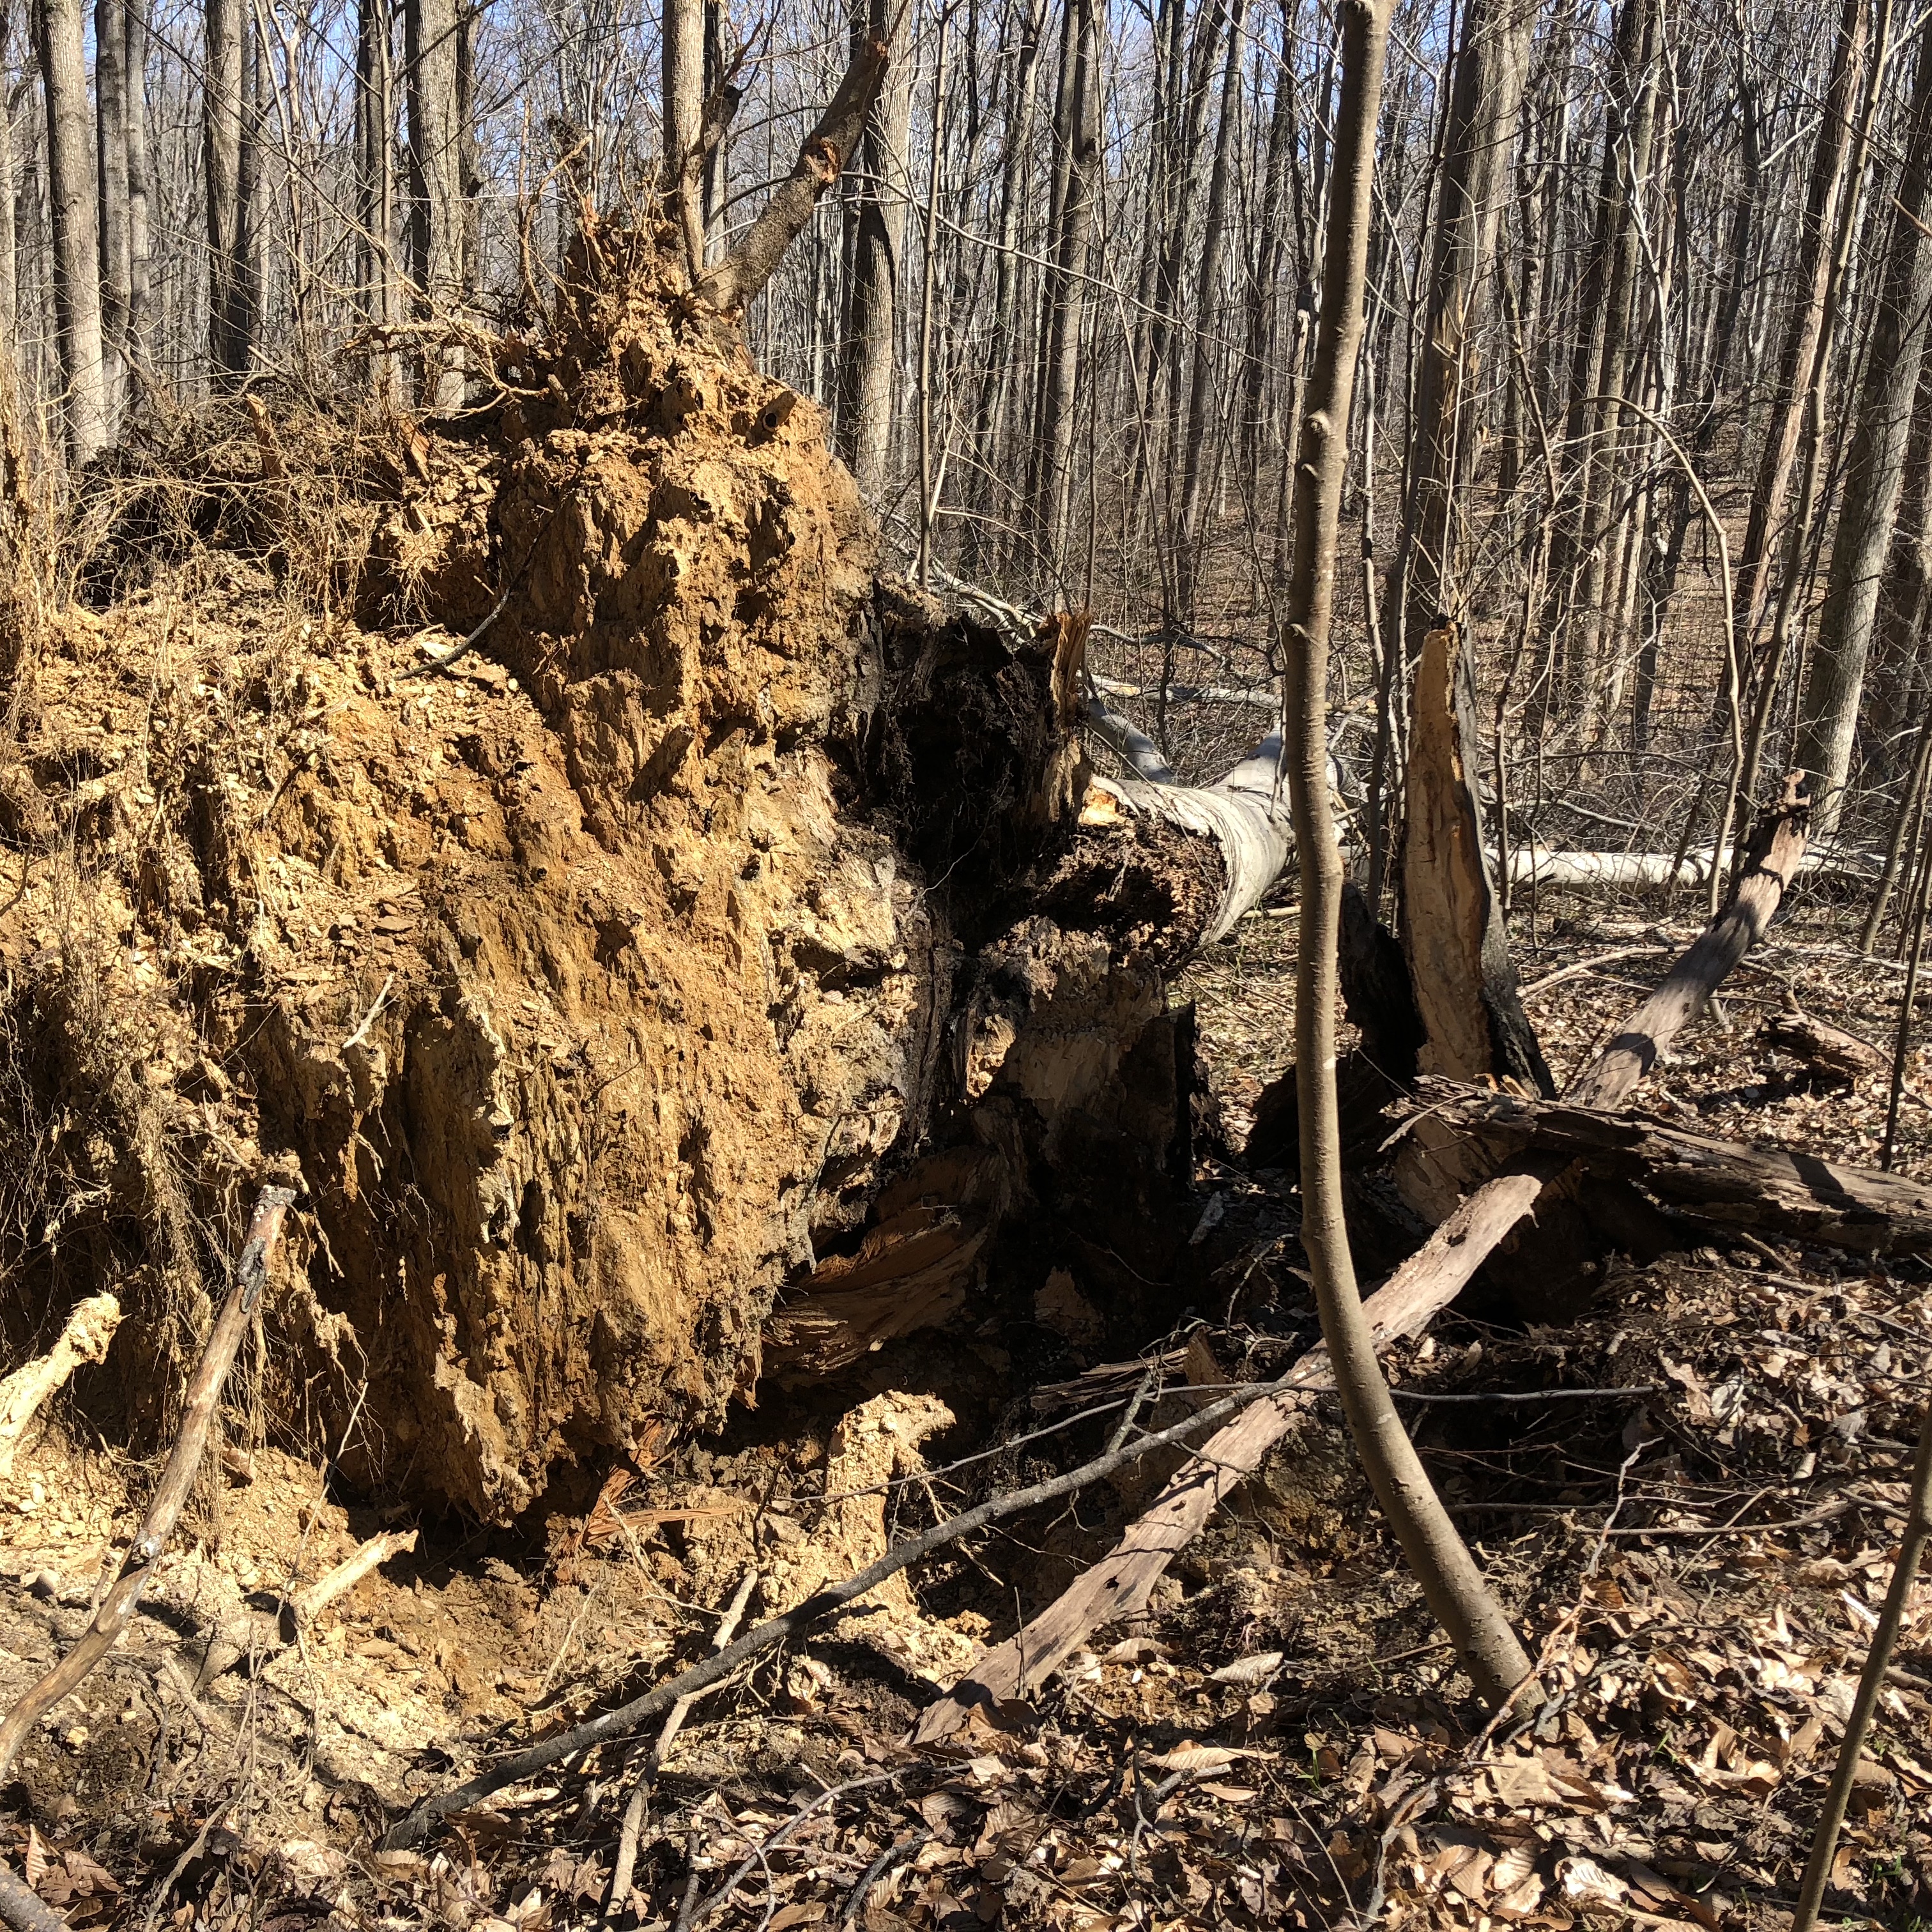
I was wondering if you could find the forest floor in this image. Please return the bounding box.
[3,894,1929,1932]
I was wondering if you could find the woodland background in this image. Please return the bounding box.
[4,0,1931,902]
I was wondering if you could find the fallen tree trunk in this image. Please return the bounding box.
[1568,774,1809,1106]
[1505,845,1873,889]
[1081,708,1294,946]
[1407,1078,1932,1256]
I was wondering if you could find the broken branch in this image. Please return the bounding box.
[0,1185,296,1784]
[0,1292,121,1479]
[379,1366,1302,1848]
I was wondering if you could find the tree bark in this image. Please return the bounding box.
[1733,0,1867,645]
[1410,1079,1932,1257]
[32,0,107,462]
[122,0,151,364]
[1031,0,1098,569]
[1794,6,1932,831]
[662,0,704,270]
[834,0,910,500]
[204,0,251,387]
[356,0,401,399]
[697,34,889,315]
[1173,0,1247,622]
[406,0,465,406]
[94,0,129,418]
[1393,0,1537,648]
[1282,0,1535,1714]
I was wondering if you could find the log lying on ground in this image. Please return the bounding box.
[0,1294,121,1479]
[1761,1002,1886,1085]
[913,781,1818,1735]
[1505,845,1875,890]
[1566,776,1809,1107]
[1083,698,1295,945]
[1407,1078,1932,1257]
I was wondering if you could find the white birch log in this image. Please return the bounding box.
[1084,702,1297,945]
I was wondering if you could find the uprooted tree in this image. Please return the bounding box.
[0,47,1300,1522]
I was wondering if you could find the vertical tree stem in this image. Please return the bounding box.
[1280,0,1535,1713]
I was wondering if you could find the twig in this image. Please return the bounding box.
[0,1187,296,1782]
[1388,1384,1660,1404]
[341,974,394,1050]
[0,1864,69,1932]
[606,1568,759,1919]
[691,1771,908,1930]
[397,581,518,681]
[1791,1399,1932,1932]
[839,1832,930,1926]
[379,1370,1287,1848]
[1518,946,1670,1000]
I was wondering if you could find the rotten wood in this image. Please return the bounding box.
[921,777,1829,1728]
[1407,1077,1932,1257]
[1761,1003,1885,1085]
[0,1184,296,1783]
[1400,620,1552,1094]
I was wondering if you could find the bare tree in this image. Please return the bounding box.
[33,0,107,461]
[1795,6,1932,829]
[1282,0,1535,1713]
[834,0,912,500]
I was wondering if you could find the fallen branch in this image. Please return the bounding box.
[909,1169,1545,1743]
[0,1292,121,1478]
[0,1864,68,1932]
[378,1367,1299,1848]
[912,783,1816,1738]
[0,1185,296,1783]
[1411,1078,1932,1256]
[195,1527,420,1690]
[606,1568,759,1917]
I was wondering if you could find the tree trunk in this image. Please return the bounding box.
[1031,0,1098,570]
[661,0,703,270]
[0,0,18,361]
[1393,0,1537,649]
[1282,0,1535,1715]
[406,0,464,406]
[1733,0,1867,646]
[204,0,250,387]
[122,0,151,364]
[94,0,129,419]
[1174,0,1247,623]
[833,0,910,500]
[33,0,107,462]
[356,0,401,399]
[1794,8,1932,832]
